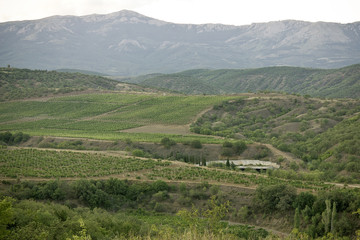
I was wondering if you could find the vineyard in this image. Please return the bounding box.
[0,148,171,178]
[145,166,334,190]
[0,147,334,191]
[0,93,238,142]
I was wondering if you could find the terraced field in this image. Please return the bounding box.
[0,93,239,142]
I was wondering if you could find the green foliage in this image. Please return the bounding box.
[66,219,92,240]
[192,95,360,183]
[0,197,14,239]
[202,196,230,233]
[132,149,145,157]
[322,200,332,234]
[39,140,85,150]
[293,192,316,210]
[190,140,202,149]
[0,132,30,145]
[222,141,247,157]
[0,148,170,178]
[294,208,300,229]
[7,200,149,240]
[233,141,247,154]
[160,137,176,148]
[1,178,360,239]
[226,159,231,168]
[254,184,297,213]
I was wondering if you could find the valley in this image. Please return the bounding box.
[0,67,359,239]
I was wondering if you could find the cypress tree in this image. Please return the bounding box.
[322,200,331,234]
[331,202,336,233]
[294,207,300,229]
[226,159,230,168]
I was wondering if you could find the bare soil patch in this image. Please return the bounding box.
[272,122,301,133]
[263,143,302,164]
[122,124,192,135]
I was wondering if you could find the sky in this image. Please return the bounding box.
[0,0,359,25]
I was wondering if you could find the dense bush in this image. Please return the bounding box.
[3,179,360,239]
[221,141,247,156]
[190,140,202,149]
[254,184,297,213]
[0,132,30,145]
[161,137,176,148]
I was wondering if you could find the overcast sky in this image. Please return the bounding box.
[0,0,359,25]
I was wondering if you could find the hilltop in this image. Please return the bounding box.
[0,67,164,101]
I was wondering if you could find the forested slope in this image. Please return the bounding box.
[137,64,360,98]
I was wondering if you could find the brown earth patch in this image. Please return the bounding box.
[272,122,301,133]
[121,124,192,135]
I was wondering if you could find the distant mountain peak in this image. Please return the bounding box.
[80,10,160,23]
[115,9,147,17]
[0,11,359,75]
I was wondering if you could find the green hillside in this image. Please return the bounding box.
[1,67,360,239]
[191,94,360,183]
[0,68,159,101]
[0,93,236,143]
[137,64,360,98]
[55,68,108,76]
[140,73,218,94]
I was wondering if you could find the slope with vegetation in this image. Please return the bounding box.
[0,147,359,239]
[0,91,237,143]
[135,64,360,98]
[0,67,159,101]
[191,94,360,183]
[0,67,360,239]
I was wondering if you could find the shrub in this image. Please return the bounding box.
[132,149,145,157]
[0,132,30,145]
[233,141,247,155]
[254,184,296,213]
[221,148,233,157]
[190,140,202,149]
[293,192,316,210]
[152,191,169,202]
[223,141,233,148]
[161,137,176,148]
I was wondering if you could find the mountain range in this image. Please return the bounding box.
[1,10,360,76]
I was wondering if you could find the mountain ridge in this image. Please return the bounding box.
[1,10,360,75]
[136,64,360,98]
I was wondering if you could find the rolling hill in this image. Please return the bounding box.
[1,67,360,239]
[135,64,360,98]
[0,67,162,101]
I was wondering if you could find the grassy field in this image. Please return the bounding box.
[0,93,239,142]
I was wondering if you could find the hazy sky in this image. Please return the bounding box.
[0,0,359,25]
